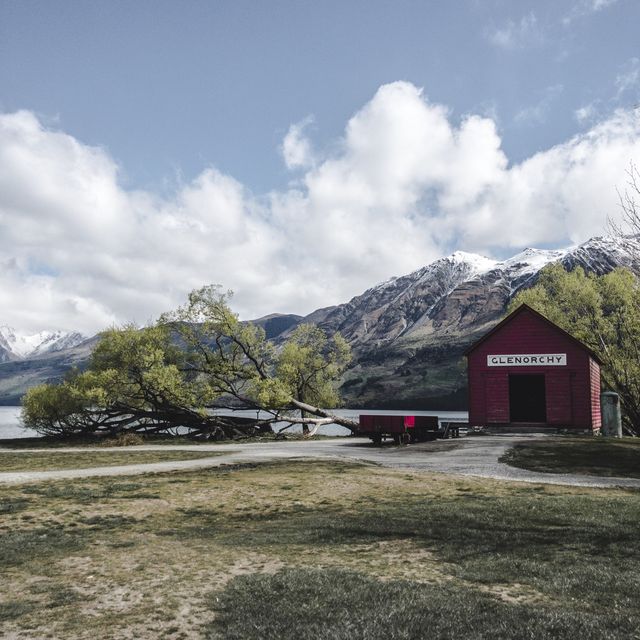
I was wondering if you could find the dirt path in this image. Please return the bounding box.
[2,436,640,488]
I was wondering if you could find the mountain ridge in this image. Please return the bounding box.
[0,234,638,407]
[0,326,86,363]
[298,235,640,407]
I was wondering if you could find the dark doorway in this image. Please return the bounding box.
[509,374,546,423]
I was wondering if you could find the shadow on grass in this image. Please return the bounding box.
[166,489,640,611]
[500,439,640,478]
[0,527,88,569]
[0,599,38,622]
[206,567,639,640]
[21,481,160,501]
[0,497,32,514]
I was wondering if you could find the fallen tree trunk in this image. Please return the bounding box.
[290,399,359,432]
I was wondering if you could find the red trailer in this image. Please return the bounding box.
[358,414,446,444]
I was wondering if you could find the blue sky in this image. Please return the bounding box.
[2,0,638,191]
[0,0,639,332]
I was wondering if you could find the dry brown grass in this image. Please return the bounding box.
[1,460,638,639]
[0,450,224,472]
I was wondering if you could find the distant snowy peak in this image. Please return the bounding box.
[368,250,496,297]
[495,247,566,273]
[562,235,640,274]
[366,245,563,296]
[399,235,636,291]
[314,234,640,355]
[0,326,86,360]
[444,236,640,288]
[30,331,87,357]
[448,250,497,273]
[443,247,566,282]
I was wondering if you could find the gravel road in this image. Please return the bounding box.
[1,435,640,488]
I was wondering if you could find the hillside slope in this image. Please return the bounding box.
[0,336,99,405]
[0,235,637,407]
[314,235,640,407]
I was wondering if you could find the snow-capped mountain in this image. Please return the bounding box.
[0,234,638,407]
[292,235,640,407]
[0,326,86,362]
[304,235,640,351]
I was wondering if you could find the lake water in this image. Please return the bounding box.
[0,406,34,439]
[0,406,468,440]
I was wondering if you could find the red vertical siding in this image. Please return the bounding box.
[546,372,572,424]
[467,306,600,430]
[486,373,509,422]
[589,358,602,431]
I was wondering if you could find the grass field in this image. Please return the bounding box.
[0,433,336,449]
[1,459,640,639]
[0,450,224,472]
[500,436,640,478]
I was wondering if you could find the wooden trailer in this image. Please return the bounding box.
[357,414,460,444]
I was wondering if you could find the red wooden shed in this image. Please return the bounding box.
[465,304,601,432]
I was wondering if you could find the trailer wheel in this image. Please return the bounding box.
[371,434,382,445]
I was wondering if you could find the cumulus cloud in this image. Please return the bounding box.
[1,82,640,334]
[281,116,315,170]
[0,111,281,333]
[457,110,640,248]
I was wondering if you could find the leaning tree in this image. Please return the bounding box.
[22,285,357,439]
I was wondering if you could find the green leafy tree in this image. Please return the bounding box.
[510,264,640,435]
[22,324,219,437]
[276,324,352,434]
[162,286,353,434]
[22,286,356,439]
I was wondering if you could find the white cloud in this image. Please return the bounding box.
[281,116,315,170]
[575,103,599,125]
[563,0,618,25]
[615,57,640,99]
[1,83,640,334]
[514,84,564,126]
[487,12,541,50]
[575,58,640,126]
[458,109,640,248]
[0,111,281,333]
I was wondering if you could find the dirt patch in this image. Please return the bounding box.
[301,538,450,583]
[479,582,552,605]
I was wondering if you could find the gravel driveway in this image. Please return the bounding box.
[1,435,640,488]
